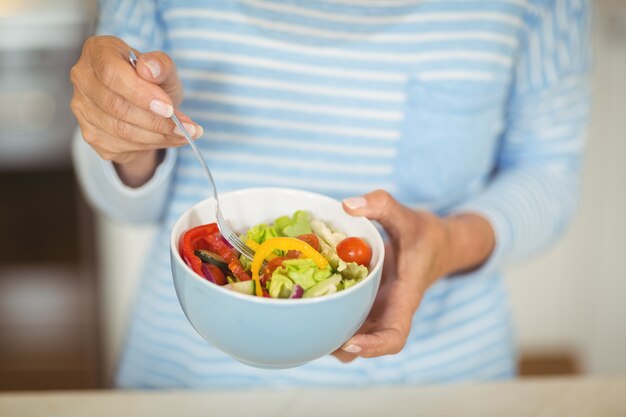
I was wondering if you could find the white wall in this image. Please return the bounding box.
[97,219,155,383]
[505,0,626,372]
[96,0,626,381]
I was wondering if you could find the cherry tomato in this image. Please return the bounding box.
[336,237,372,267]
[297,233,320,252]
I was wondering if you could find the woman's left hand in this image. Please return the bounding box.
[332,190,495,362]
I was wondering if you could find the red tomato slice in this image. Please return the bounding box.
[202,263,227,286]
[297,233,320,252]
[262,257,287,277]
[336,237,372,267]
[260,256,287,289]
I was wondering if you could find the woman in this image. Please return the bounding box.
[71,0,590,387]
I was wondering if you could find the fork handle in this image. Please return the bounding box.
[127,50,219,206]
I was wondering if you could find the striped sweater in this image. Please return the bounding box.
[74,0,590,388]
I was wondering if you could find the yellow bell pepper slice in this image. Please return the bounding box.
[251,237,329,297]
[246,239,277,261]
[246,239,260,251]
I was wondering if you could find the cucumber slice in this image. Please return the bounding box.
[228,280,255,295]
[194,250,229,270]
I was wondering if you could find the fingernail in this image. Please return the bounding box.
[174,123,196,137]
[195,125,204,138]
[149,100,173,118]
[145,60,161,78]
[342,344,361,354]
[343,197,367,210]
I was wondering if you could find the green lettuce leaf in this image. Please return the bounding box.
[268,274,294,299]
[276,259,316,290]
[317,239,343,270]
[310,218,348,269]
[238,254,252,272]
[303,274,342,298]
[245,223,279,244]
[310,218,346,248]
[274,211,312,237]
[340,262,369,281]
[313,267,333,282]
[271,258,331,291]
[273,215,292,234]
[268,257,338,298]
[342,279,358,291]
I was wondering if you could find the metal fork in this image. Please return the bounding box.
[128,50,256,262]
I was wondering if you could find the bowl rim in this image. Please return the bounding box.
[170,187,385,305]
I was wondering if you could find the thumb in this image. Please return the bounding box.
[135,50,183,105]
[342,190,405,237]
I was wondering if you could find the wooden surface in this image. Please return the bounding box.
[1,377,624,417]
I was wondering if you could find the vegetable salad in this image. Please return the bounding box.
[179,211,372,299]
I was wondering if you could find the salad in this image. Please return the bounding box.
[179,211,372,299]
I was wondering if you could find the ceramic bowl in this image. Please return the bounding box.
[170,188,384,368]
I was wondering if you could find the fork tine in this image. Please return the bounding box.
[228,233,267,268]
[227,231,255,260]
[217,213,266,268]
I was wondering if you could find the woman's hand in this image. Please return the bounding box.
[332,190,495,362]
[70,35,203,187]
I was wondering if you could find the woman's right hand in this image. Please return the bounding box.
[70,35,203,187]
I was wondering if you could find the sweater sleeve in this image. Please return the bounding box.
[449,0,591,276]
[72,0,176,224]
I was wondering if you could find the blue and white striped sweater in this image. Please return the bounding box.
[75,0,590,388]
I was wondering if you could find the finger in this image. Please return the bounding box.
[136,51,183,105]
[77,119,162,161]
[75,91,190,148]
[340,279,418,358]
[73,37,204,136]
[331,349,357,363]
[342,190,407,239]
[342,328,406,358]
[77,78,202,140]
[89,40,176,118]
[172,110,204,138]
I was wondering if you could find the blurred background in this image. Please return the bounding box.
[0,0,624,391]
